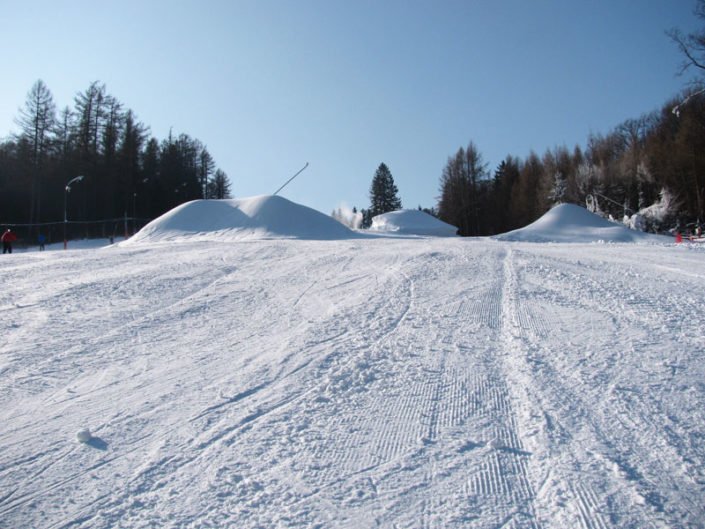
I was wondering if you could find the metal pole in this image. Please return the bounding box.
[64,176,84,250]
[133,193,137,234]
[63,187,67,250]
[273,162,309,196]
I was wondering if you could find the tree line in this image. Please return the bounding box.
[436,87,704,237]
[0,80,231,236]
[362,3,705,236]
[357,84,703,237]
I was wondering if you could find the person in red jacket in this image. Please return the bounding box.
[2,229,17,254]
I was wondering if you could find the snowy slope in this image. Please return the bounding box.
[124,195,357,244]
[1,214,704,528]
[370,209,458,236]
[495,203,670,243]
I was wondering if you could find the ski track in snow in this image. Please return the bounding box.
[0,239,704,528]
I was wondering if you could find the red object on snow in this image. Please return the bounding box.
[675,232,683,243]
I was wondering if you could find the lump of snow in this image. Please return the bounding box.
[494,203,669,244]
[76,428,92,443]
[123,195,358,244]
[369,210,458,237]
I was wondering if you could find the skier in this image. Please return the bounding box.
[2,229,17,254]
[38,233,46,251]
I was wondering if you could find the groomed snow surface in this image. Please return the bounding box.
[2,198,704,529]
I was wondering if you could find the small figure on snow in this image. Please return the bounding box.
[38,233,46,251]
[2,229,17,254]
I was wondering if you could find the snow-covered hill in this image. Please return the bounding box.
[124,195,358,244]
[370,209,458,236]
[495,203,670,243]
[1,200,703,528]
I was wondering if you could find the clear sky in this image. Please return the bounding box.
[1,0,701,215]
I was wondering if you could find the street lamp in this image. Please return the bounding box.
[64,175,84,249]
[133,192,137,235]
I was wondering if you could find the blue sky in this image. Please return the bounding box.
[1,0,701,215]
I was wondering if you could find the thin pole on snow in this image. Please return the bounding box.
[64,175,84,249]
[273,162,309,196]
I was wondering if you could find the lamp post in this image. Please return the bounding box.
[133,192,137,235]
[64,175,84,249]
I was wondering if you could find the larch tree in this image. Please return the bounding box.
[208,169,232,199]
[437,141,487,236]
[15,79,56,226]
[199,148,215,198]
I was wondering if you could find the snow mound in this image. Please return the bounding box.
[495,203,668,243]
[370,210,458,237]
[124,195,357,244]
[76,428,92,443]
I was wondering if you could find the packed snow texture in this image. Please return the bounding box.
[76,428,92,443]
[495,203,670,243]
[124,195,357,244]
[370,209,458,236]
[1,199,704,529]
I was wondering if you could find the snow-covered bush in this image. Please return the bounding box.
[630,188,679,233]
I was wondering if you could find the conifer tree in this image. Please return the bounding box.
[368,163,402,218]
[208,169,232,199]
[437,142,487,235]
[15,79,56,226]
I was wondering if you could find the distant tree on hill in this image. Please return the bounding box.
[509,151,545,230]
[368,163,402,218]
[117,110,148,219]
[208,169,232,199]
[417,205,437,217]
[492,156,520,232]
[199,148,215,198]
[0,79,230,235]
[437,141,488,236]
[15,79,56,227]
[360,208,373,229]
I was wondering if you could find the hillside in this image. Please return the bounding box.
[1,201,703,528]
[495,203,670,243]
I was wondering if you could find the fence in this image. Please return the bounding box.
[1,216,152,250]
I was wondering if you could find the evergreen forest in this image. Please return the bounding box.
[0,80,231,241]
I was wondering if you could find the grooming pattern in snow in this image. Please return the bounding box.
[494,203,670,243]
[370,209,458,236]
[123,195,358,244]
[1,239,703,527]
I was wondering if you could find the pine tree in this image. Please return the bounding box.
[369,163,402,218]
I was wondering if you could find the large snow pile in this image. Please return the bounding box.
[495,203,669,243]
[370,209,458,236]
[124,195,356,244]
